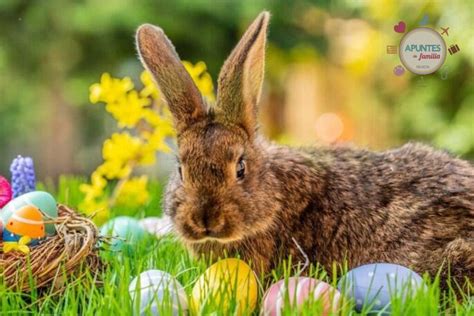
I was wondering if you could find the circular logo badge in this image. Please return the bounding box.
[399,27,446,75]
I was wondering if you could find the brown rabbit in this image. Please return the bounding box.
[136,11,474,287]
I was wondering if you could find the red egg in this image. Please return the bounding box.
[262,277,341,316]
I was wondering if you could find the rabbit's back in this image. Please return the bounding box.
[296,142,473,279]
[319,142,473,208]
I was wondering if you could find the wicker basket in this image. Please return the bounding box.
[0,204,103,292]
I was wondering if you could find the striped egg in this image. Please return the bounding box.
[0,191,57,235]
[5,205,45,238]
[261,277,341,316]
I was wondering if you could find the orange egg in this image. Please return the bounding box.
[6,205,45,238]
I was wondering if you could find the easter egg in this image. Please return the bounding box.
[129,270,188,316]
[100,216,148,254]
[139,216,173,237]
[337,263,423,314]
[0,176,13,208]
[0,191,57,235]
[261,277,341,316]
[190,258,258,315]
[4,205,45,238]
[3,227,20,242]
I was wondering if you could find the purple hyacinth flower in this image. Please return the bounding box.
[10,155,36,198]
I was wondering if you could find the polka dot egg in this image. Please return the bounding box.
[337,263,423,314]
[5,205,45,239]
[262,277,341,316]
[0,191,57,235]
[128,269,188,316]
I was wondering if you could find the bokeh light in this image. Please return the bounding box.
[315,113,344,144]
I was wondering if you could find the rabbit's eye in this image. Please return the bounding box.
[236,158,246,180]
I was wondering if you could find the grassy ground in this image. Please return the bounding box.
[1,177,473,315]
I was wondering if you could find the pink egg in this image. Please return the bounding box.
[0,176,13,208]
[262,277,341,316]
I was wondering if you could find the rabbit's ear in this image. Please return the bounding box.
[215,11,270,138]
[136,24,206,134]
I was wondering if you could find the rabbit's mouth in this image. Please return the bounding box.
[180,228,243,244]
[186,235,243,244]
[176,219,243,244]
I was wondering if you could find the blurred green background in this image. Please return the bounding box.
[0,0,473,180]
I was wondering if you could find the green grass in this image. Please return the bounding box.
[1,176,473,315]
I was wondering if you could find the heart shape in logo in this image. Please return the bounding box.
[394,21,406,33]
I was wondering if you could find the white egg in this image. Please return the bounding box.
[129,270,188,316]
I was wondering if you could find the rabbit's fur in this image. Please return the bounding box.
[136,12,474,286]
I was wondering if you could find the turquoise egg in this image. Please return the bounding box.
[0,191,57,235]
[100,216,148,255]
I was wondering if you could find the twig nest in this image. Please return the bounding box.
[0,204,102,292]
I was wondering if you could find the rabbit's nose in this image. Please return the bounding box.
[194,208,225,237]
[204,214,226,237]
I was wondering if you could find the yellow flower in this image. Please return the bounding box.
[137,144,157,165]
[115,176,150,207]
[103,132,142,165]
[80,171,107,201]
[98,160,132,179]
[102,132,157,173]
[140,71,160,100]
[183,61,215,101]
[142,109,175,132]
[141,128,173,153]
[89,73,134,104]
[105,91,150,128]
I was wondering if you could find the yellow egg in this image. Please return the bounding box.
[190,258,258,315]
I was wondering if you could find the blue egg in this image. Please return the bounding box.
[3,227,20,242]
[338,263,423,314]
[2,227,40,245]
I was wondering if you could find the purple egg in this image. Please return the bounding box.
[337,263,423,313]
